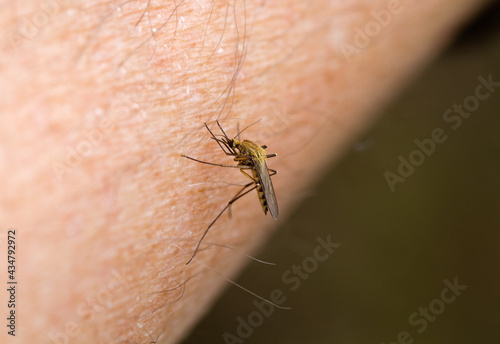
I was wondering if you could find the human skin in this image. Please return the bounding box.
[0,0,489,343]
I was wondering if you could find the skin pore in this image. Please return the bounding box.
[1,0,489,343]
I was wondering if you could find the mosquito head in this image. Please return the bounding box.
[231,138,241,148]
[224,137,242,154]
[220,135,238,149]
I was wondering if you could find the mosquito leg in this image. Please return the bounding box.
[216,138,235,156]
[227,179,255,218]
[204,122,235,155]
[182,155,253,169]
[216,120,229,139]
[239,169,258,183]
[227,169,262,218]
[204,122,218,141]
[234,155,252,163]
[186,182,257,265]
[204,122,242,157]
[226,169,257,218]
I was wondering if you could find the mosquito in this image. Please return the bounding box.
[182,120,278,265]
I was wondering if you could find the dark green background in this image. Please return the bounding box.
[183,3,500,343]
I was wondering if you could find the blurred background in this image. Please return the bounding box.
[182,2,500,343]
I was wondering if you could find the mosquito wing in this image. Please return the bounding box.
[254,159,279,219]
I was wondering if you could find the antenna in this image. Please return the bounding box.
[233,119,262,140]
